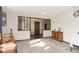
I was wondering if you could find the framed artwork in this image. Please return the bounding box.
[2,12,7,26]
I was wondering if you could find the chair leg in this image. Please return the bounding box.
[15,47,17,53]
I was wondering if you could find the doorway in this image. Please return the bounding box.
[34,21,40,36]
[30,18,51,39]
[31,21,42,39]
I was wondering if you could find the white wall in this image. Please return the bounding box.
[51,7,79,46]
[43,30,51,37]
[2,13,30,40]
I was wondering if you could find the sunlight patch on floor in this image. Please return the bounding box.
[29,39,46,47]
[44,46,50,50]
[29,39,41,44]
[30,41,46,47]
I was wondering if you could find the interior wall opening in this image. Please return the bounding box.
[18,16,51,39]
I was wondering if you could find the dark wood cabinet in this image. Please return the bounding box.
[52,31,63,42]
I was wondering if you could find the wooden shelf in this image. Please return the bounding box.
[52,31,63,42]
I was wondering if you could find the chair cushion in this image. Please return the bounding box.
[1,43,16,53]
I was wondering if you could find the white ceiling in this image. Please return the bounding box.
[3,6,74,18]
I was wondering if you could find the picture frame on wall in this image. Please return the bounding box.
[2,12,7,26]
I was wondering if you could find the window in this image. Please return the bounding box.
[18,16,31,31]
[43,19,51,30]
